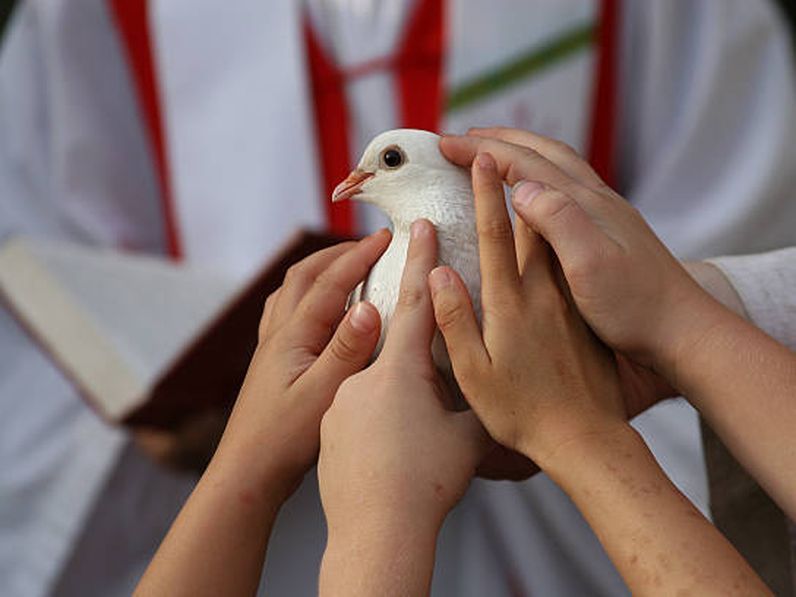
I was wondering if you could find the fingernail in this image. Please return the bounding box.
[429,267,453,291]
[512,181,544,208]
[411,219,432,239]
[476,152,496,171]
[350,302,377,333]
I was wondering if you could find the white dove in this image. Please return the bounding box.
[332,128,481,377]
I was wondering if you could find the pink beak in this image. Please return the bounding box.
[332,169,374,202]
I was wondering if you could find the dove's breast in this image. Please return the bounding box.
[357,222,480,357]
[358,231,410,353]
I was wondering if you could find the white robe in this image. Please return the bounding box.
[709,248,796,351]
[1,1,796,595]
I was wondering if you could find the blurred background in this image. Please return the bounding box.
[1,1,795,595]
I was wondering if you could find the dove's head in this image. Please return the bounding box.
[332,129,472,224]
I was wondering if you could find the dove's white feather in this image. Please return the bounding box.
[340,129,481,362]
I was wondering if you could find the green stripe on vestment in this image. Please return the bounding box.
[446,21,595,114]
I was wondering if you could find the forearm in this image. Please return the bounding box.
[542,424,770,596]
[320,516,439,597]
[135,445,292,596]
[664,306,796,520]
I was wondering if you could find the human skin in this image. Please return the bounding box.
[441,128,796,522]
[128,256,745,474]
[427,147,773,595]
[318,220,487,597]
[134,231,391,597]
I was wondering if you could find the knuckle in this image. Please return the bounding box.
[517,145,539,159]
[551,139,579,158]
[480,217,514,243]
[435,297,465,331]
[284,262,310,287]
[566,253,597,284]
[258,294,277,340]
[530,189,573,222]
[578,185,615,209]
[520,146,542,162]
[567,240,619,282]
[314,269,347,299]
[329,329,363,364]
[261,291,277,318]
[505,147,540,181]
[396,284,425,309]
[485,292,523,318]
[263,291,277,310]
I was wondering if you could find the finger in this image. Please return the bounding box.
[444,135,627,225]
[551,252,578,310]
[381,219,437,359]
[515,220,556,291]
[511,182,557,287]
[472,152,521,300]
[511,181,619,282]
[511,189,545,276]
[440,134,577,193]
[511,214,563,316]
[299,301,381,402]
[428,266,489,382]
[258,288,281,342]
[292,229,391,349]
[467,127,605,190]
[272,241,357,324]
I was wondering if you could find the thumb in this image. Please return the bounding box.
[511,181,610,275]
[303,301,381,396]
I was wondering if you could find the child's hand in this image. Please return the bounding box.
[428,152,626,467]
[440,128,720,382]
[138,232,392,597]
[211,230,390,499]
[318,220,486,540]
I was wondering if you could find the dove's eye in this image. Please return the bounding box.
[380,147,405,169]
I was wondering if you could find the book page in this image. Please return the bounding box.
[0,238,237,418]
[34,242,237,383]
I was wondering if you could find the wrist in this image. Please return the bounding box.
[325,492,446,542]
[655,291,742,392]
[322,512,440,595]
[327,510,441,548]
[660,303,755,404]
[641,269,736,383]
[532,419,638,479]
[207,437,302,510]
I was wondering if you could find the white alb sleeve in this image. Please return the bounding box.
[708,248,796,350]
